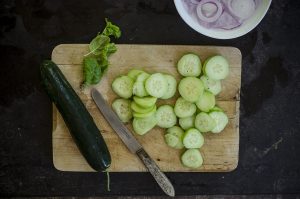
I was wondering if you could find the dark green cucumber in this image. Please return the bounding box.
[41,60,111,171]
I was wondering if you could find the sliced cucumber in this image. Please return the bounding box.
[174,97,197,118]
[203,55,229,80]
[133,82,148,97]
[155,105,177,128]
[210,106,223,112]
[164,134,179,148]
[181,149,203,168]
[133,106,156,118]
[136,72,150,82]
[166,126,184,149]
[183,128,204,149]
[132,72,150,97]
[209,111,229,133]
[132,114,157,135]
[178,77,204,102]
[145,73,168,98]
[177,54,202,77]
[112,76,134,99]
[131,101,155,114]
[195,112,216,132]
[161,74,177,99]
[200,75,222,95]
[179,115,195,130]
[133,96,157,108]
[128,69,144,80]
[167,126,185,136]
[196,91,215,112]
[112,99,132,123]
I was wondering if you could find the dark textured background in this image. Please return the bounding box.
[0,0,300,196]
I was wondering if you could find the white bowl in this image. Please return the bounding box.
[174,0,272,39]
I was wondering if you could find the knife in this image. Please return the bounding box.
[91,88,175,197]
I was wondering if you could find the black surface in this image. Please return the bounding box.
[0,0,300,196]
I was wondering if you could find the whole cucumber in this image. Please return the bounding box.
[41,60,111,171]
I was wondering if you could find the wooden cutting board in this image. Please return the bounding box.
[51,44,241,172]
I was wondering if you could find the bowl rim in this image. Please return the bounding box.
[174,0,272,39]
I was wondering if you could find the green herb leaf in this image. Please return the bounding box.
[82,18,121,87]
[82,57,102,86]
[87,35,110,56]
[105,43,117,56]
[98,55,108,71]
[102,18,121,38]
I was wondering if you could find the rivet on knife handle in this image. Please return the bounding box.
[136,149,175,197]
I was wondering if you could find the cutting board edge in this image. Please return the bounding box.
[51,44,242,64]
[52,149,239,173]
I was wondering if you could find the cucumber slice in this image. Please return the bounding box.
[174,97,197,118]
[179,115,195,130]
[133,106,156,118]
[200,75,222,95]
[136,72,150,82]
[210,106,223,112]
[167,126,184,136]
[128,69,144,80]
[166,126,184,149]
[155,105,177,128]
[131,101,155,113]
[181,149,203,168]
[183,128,204,149]
[132,72,150,97]
[133,82,147,97]
[112,99,132,123]
[178,77,204,102]
[112,76,134,99]
[203,55,229,80]
[145,73,168,98]
[196,91,215,112]
[161,74,177,99]
[195,112,216,132]
[164,134,179,148]
[133,96,157,108]
[209,111,229,133]
[133,114,157,135]
[177,54,202,77]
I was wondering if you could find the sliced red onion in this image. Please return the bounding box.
[183,0,198,13]
[181,0,260,30]
[202,3,218,17]
[190,0,201,4]
[196,0,223,23]
[225,0,256,21]
[211,11,241,30]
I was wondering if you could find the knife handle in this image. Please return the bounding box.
[136,149,175,197]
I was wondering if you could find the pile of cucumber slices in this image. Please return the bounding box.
[111,53,230,168]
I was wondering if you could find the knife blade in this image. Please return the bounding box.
[91,88,175,197]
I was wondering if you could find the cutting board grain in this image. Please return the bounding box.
[51,44,241,172]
